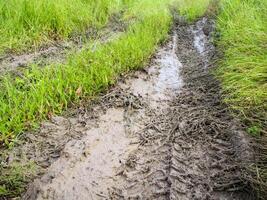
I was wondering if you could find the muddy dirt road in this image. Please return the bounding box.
[18,18,254,200]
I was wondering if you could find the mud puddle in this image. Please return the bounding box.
[13,17,254,200]
[120,33,183,107]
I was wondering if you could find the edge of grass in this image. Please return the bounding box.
[175,0,211,22]
[215,0,267,198]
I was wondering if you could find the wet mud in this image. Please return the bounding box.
[6,18,254,200]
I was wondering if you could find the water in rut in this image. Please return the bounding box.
[22,18,253,200]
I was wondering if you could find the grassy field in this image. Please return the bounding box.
[0,0,122,54]
[216,0,267,197]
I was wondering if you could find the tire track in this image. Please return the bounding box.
[109,18,254,200]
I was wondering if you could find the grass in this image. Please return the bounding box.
[0,162,37,197]
[0,0,122,54]
[176,0,211,22]
[216,0,267,198]
[216,0,267,135]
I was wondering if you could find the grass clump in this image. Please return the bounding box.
[0,162,37,198]
[0,0,122,54]
[216,0,267,197]
[176,0,211,22]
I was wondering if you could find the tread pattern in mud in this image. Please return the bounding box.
[109,19,254,200]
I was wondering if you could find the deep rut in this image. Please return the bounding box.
[21,18,253,200]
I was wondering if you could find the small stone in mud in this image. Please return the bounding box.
[82,149,91,157]
[41,173,55,184]
[50,152,60,158]
[70,161,75,168]
[64,152,70,158]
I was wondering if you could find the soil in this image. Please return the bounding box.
[3,18,255,200]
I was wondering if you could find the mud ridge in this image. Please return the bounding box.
[2,17,255,200]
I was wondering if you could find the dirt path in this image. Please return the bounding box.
[17,18,254,200]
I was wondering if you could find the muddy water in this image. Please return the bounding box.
[23,18,252,200]
[121,33,183,106]
[35,108,135,199]
[192,18,207,55]
[191,17,213,68]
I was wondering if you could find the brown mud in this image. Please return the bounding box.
[3,18,255,200]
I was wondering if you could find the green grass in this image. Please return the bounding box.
[0,162,37,197]
[216,0,267,135]
[216,0,267,197]
[0,0,122,54]
[176,0,211,22]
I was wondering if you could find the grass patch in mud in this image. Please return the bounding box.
[0,161,37,197]
[216,0,267,198]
